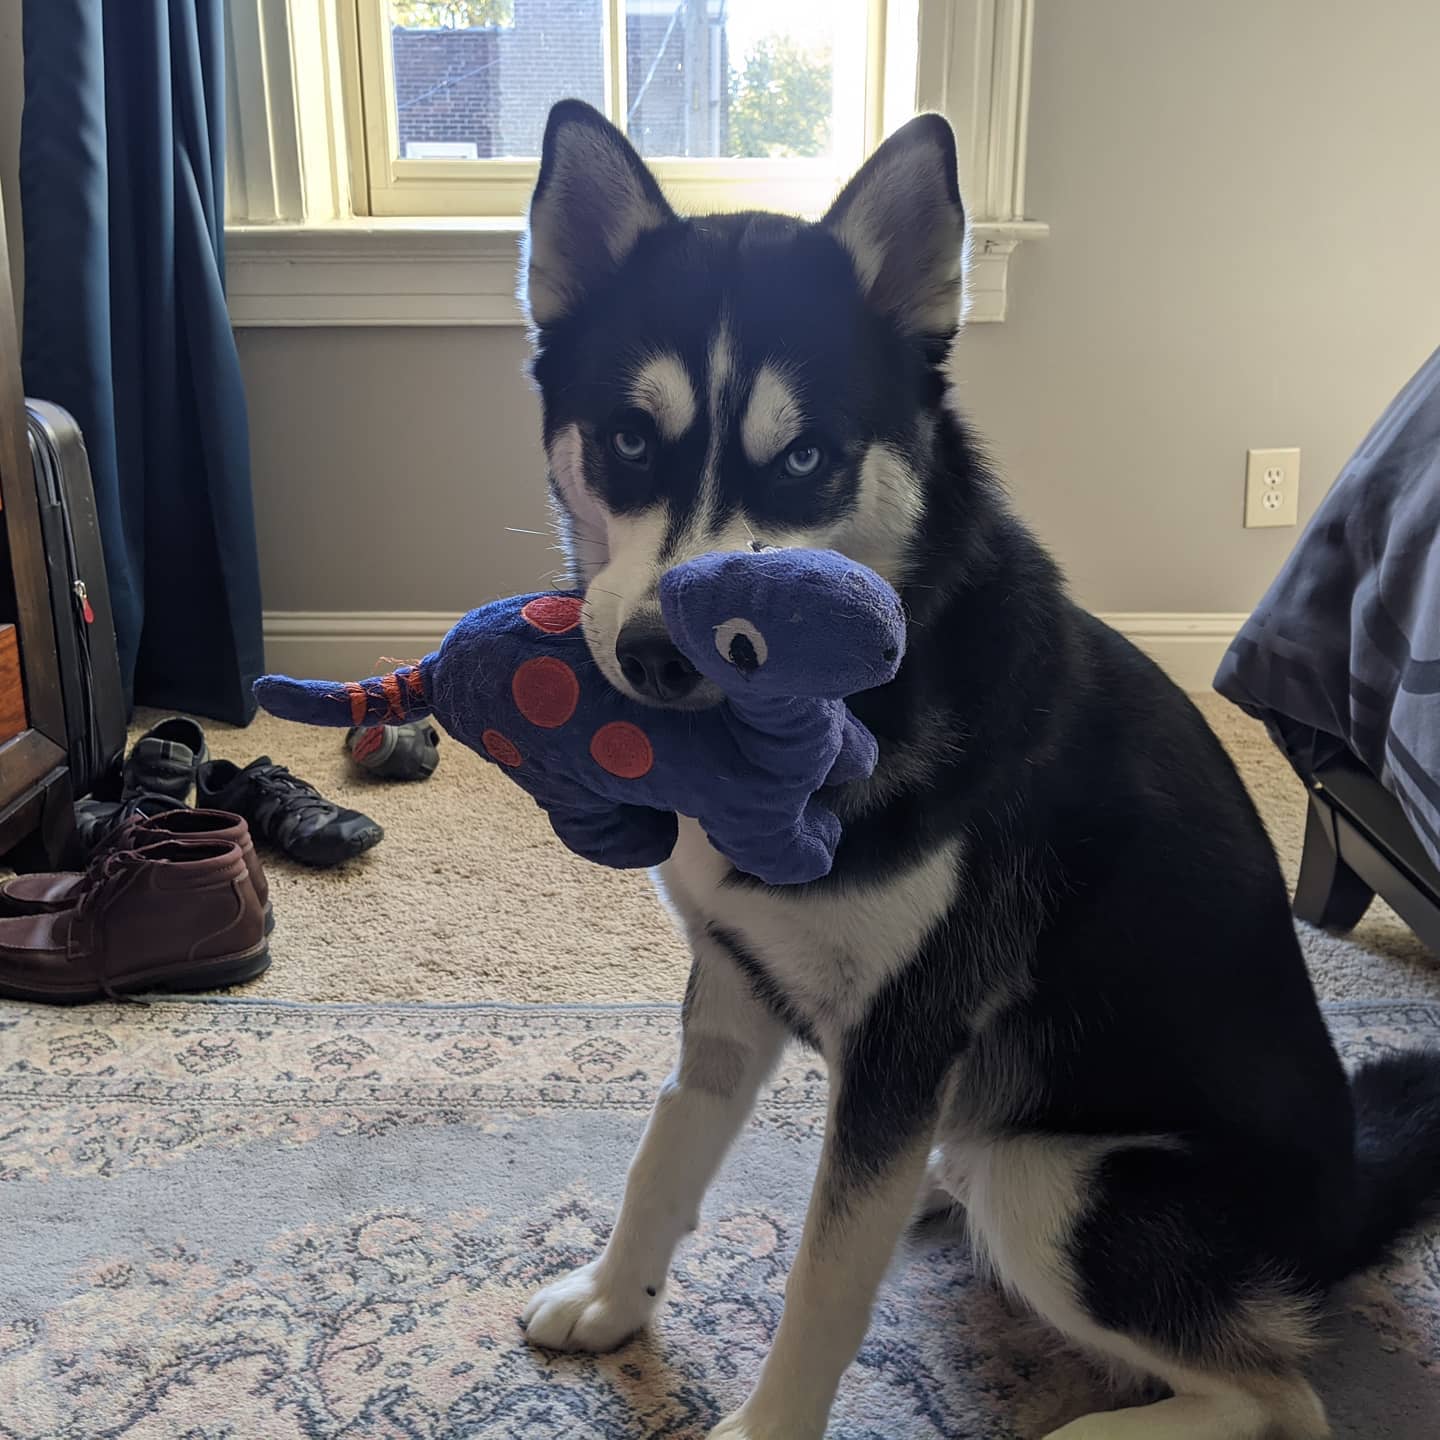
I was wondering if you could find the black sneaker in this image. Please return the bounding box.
[346,722,441,782]
[74,792,186,857]
[196,758,383,868]
[124,717,209,802]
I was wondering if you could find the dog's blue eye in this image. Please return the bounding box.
[611,430,649,464]
[782,444,823,479]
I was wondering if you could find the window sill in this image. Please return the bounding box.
[225,218,1049,329]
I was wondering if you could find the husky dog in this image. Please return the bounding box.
[516,98,1440,1439]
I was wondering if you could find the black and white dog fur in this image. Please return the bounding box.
[516,99,1440,1439]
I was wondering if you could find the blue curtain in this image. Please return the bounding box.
[20,0,264,725]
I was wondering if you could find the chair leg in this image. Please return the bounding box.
[1293,792,1374,932]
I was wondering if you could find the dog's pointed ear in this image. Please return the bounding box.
[523,100,675,328]
[822,114,965,340]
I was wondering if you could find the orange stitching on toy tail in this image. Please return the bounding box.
[380,671,406,721]
[405,668,426,703]
[346,683,368,726]
[375,656,422,670]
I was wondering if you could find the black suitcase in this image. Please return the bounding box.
[25,400,126,799]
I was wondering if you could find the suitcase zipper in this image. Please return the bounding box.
[74,579,95,625]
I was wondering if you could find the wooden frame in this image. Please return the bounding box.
[1294,754,1440,955]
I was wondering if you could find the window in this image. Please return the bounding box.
[223,1,1045,325]
[350,0,905,216]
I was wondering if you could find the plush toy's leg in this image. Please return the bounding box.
[547,800,679,870]
[823,713,880,789]
[705,798,842,886]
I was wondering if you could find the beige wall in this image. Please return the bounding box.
[240,326,551,615]
[11,0,1440,621]
[951,0,1440,615]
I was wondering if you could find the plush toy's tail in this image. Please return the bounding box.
[254,662,434,728]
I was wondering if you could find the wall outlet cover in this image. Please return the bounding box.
[1244,447,1300,528]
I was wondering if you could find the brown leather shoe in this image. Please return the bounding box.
[0,809,272,933]
[0,839,270,1003]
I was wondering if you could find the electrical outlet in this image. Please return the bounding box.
[1244,448,1300,528]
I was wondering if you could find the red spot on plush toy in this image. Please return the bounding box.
[483,729,523,767]
[590,721,654,779]
[512,656,581,728]
[521,595,584,635]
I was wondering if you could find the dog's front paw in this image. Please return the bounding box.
[521,1259,659,1353]
[708,1409,821,1440]
[707,1416,757,1440]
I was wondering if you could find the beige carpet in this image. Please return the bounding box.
[141,693,1437,1006]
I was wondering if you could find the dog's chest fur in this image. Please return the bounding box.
[661,817,962,1054]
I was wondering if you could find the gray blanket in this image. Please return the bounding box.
[1215,345,1440,871]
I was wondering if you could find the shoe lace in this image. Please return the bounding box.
[88,797,173,863]
[67,851,150,1005]
[251,766,335,820]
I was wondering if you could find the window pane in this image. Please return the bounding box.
[389,1,605,160]
[625,0,851,160]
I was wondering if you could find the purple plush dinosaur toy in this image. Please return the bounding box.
[253,548,905,885]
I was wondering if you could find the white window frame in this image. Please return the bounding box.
[225,0,355,224]
[349,0,890,219]
[224,0,1047,325]
[402,140,482,159]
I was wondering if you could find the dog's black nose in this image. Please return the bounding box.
[616,621,700,703]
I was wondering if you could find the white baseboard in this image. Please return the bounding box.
[262,610,1245,693]
[263,612,458,679]
[1096,613,1246,693]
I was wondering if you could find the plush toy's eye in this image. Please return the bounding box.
[782,443,823,479]
[714,617,769,674]
[611,429,650,464]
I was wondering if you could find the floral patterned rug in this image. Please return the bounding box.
[1,997,1438,1440]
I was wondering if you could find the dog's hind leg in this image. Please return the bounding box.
[912,1144,963,1223]
[1043,1373,1327,1440]
[949,1135,1332,1440]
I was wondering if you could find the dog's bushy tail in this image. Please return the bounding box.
[1345,1050,1440,1273]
